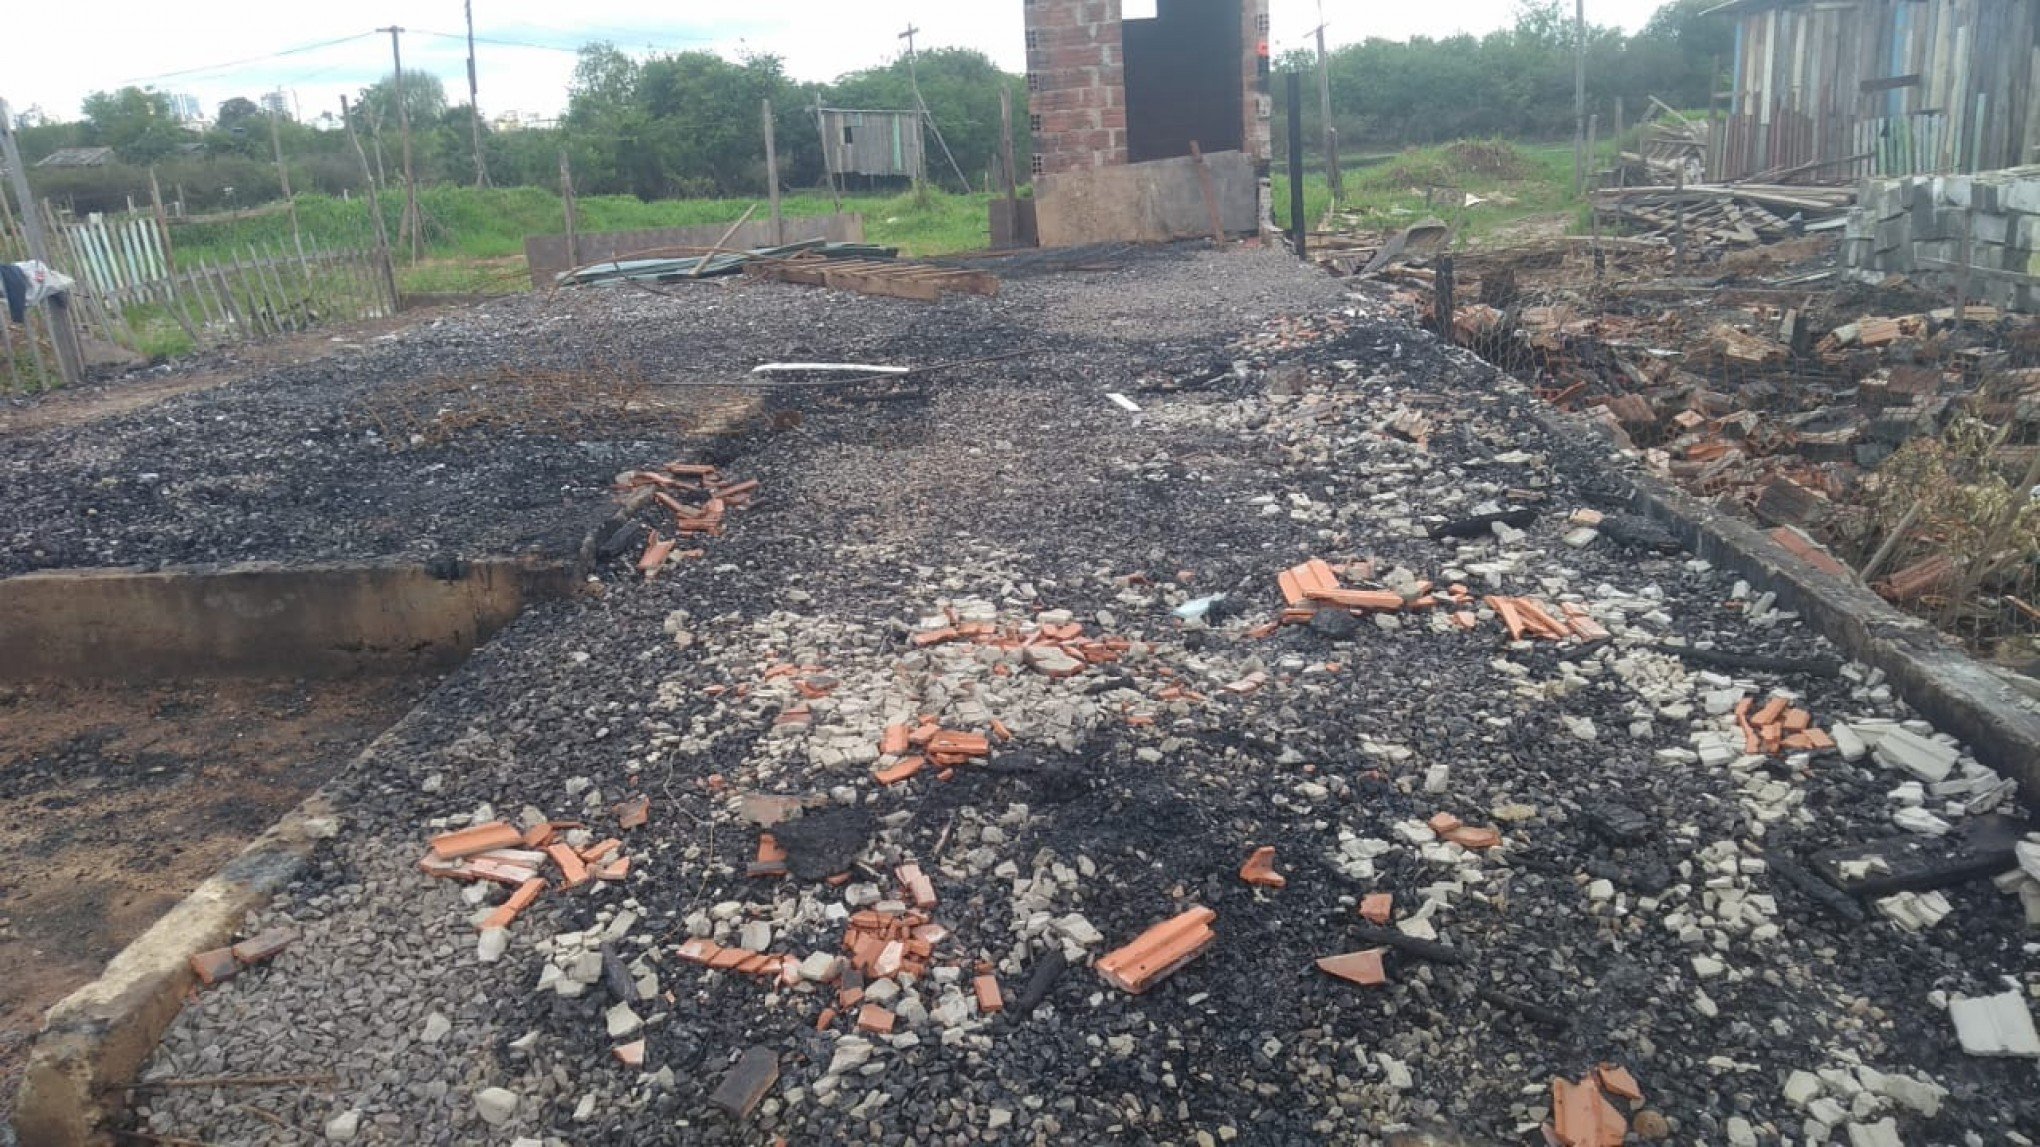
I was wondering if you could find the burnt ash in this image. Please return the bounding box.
[102,247,2036,1146]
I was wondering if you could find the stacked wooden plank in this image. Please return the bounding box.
[1593,184,1855,248]
[745,255,999,302]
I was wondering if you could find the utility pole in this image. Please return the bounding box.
[898,24,970,192]
[1572,0,1588,196]
[1313,10,1340,204]
[378,25,422,262]
[464,0,491,188]
[762,98,783,246]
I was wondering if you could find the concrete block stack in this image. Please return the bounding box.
[1843,166,2040,312]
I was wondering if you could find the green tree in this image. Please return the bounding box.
[81,87,192,163]
[216,97,262,131]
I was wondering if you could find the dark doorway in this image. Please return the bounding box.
[1123,0,1244,163]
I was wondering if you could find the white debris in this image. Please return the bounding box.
[1948,990,2040,1057]
[475,1087,519,1126]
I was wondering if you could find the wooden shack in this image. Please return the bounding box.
[1711,0,2040,180]
[816,108,926,181]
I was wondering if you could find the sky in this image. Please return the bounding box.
[5,1,1671,126]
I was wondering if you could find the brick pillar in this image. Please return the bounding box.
[1024,0,1129,176]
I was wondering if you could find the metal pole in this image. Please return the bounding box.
[0,98,83,387]
[1573,0,1588,196]
[1286,71,1307,260]
[465,0,491,188]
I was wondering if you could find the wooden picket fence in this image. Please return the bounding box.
[2,208,396,395]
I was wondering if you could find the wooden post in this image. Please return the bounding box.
[147,167,177,271]
[1955,209,1974,335]
[1315,20,1341,203]
[763,99,784,247]
[1286,71,1307,260]
[998,86,1019,204]
[559,149,579,269]
[1613,98,1626,188]
[1572,0,1588,196]
[379,26,423,262]
[0,98,83,387]
[1434,255,1456,341]
[341,96,401,313]
[1586,113,1599,191]
[815,93,842,212]
[268,106,305,263]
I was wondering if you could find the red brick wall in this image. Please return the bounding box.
[1024,0,1128,175]
[1025,0,1270,179]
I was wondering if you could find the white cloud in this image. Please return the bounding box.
[7,0,1668,123]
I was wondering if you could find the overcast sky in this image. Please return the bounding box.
[6,1,1672,125]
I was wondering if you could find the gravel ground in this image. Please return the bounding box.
[63,246,2040,1147]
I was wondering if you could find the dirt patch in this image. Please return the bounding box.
[0,675,428,1124]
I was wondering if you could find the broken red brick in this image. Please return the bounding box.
[189,947,240,986]
[1445,825,1502,850]
[911,626,961,647]
[596,856,631,881]
[230,928,296,966]
[481,878,548,931]
[989,719,1013,743]
[1427,812,1463,835]
[1781,708,1812,733]
[926,731,991,757]
[464,857,541,887]
[748,834,789,879]
[1551,1077,1627,1147]
[638,534,677,577]
[1238,846,1287,889]
[855,1005,896,1034]
[1315,948,1388,987]
[1359,893,1394,925]
[613,1039,646,1069]
[521,822,557,848]
[873,757,925,786]
[428,822,523,860]
[896,863,937,909]
[547,843,591,888]
[1595,1063,1643,1103]
[880,724,912,755]
[614,795,651,830]
[1751,697,1789,727]
[974,973,1005,1014]
[1096,906,1217,994]
[580,838,623,864]
[677,939,718,965]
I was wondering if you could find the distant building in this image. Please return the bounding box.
[166,92,206,125]
[259,90,295,121]
[35,147,117,168]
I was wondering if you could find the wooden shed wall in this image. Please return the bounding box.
[818,110,926,179]
[1716,0,2040,180]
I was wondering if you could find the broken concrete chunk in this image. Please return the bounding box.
[1871,728,1960,783]
[1948,990,2040,1057]
[708,1046,780,1120]
[474,1087,519,1127]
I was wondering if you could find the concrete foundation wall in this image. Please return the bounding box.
[1843,168,2040,311]
[1034,149,1257,248]
[0,558,581,681]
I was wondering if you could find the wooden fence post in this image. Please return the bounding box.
[0,97,83,387]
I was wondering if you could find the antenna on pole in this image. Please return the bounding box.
[898,24,971,192]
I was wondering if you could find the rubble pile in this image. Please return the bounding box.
[103,248,2040,1147]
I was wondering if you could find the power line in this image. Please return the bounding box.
[118,32,380,85]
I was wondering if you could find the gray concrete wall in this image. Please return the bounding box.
[1843,168,2040,311]
[0,558,581,681]
[1035,150,1257,248]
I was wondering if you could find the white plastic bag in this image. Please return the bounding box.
[13,261,75,306]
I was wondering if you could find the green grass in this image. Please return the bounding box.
[1279,138,1622,248]
[167,185,997,286]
